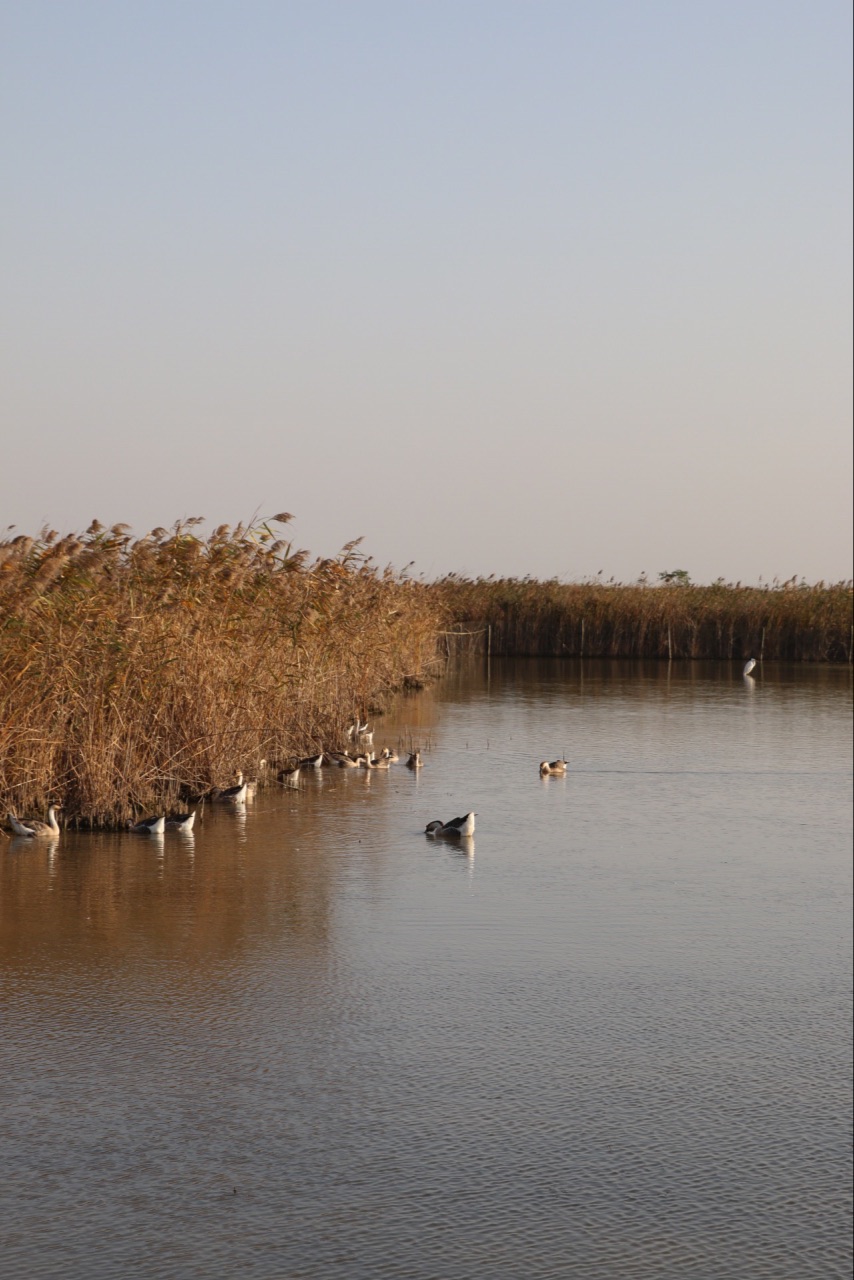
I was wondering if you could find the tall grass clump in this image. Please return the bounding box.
[0,517,446,828]
[435,576,853,662]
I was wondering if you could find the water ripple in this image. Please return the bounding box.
[1,661,851,1278]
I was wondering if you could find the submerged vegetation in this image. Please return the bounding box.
[435,576,853,663]
[0,517,445,828]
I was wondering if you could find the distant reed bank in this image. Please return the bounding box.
[434,576,853,663]
[0,518,445,827]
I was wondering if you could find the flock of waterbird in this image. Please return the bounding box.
[3,661,759,845]
[2,719,468,844]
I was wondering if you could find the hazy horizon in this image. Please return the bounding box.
[2,1,851,585]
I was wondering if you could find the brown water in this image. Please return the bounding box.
[1,660,851,1279]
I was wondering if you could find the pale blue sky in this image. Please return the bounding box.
[2,1,851,582]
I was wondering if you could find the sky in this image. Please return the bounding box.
[2,0,851,584]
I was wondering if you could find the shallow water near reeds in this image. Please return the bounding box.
[1,659,851,1280]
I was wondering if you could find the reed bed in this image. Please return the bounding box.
[0,518,446,828]
[434,576,853,663]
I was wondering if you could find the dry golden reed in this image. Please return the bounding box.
[0,517,446,828]
[435,575,853,663]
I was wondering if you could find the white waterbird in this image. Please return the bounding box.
[425,812,476,838]
[7,804,63,838]
[130,815,166,835]
[165,810,196,832]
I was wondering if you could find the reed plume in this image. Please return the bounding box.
[0,518,445,827]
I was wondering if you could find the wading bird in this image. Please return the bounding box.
[743,658,757,676]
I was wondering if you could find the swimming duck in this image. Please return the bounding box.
[329,752,360,768]
[7,804,63,838]
[406,750,423,769]
[214,773,248,803]
[380,747,399,763]
[425,812,476,837]
[130,815,166,835]
[298,751,325,770]
[165,810,196,832]
[361,751,390,770]
[539,759,568,776]
[278,764,301,787]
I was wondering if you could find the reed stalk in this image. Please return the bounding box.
[434,576,853,663]
[0,518,447,827]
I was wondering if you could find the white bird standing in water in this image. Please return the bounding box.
[743,658,757,677]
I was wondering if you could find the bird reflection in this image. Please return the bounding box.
[154,837,167,878]
[448,836,475,885]
[9,834,60,857]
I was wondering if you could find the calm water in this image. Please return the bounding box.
[1,660,851,1279]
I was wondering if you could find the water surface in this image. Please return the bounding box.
[1,660,851,1278]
